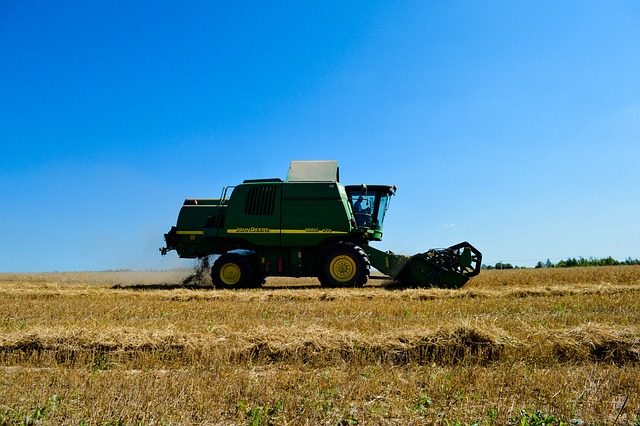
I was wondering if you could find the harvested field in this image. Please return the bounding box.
[1,267,639,424]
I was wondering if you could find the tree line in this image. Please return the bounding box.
[481,256,640,270]
[534,257,640,268]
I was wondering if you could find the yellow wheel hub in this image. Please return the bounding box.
[329,255,357,282]
[220,263,241,285]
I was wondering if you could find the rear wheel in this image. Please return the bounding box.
[211,252,254,289]
[318,241,370,287]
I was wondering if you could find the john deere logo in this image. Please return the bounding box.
[231,227,272,233]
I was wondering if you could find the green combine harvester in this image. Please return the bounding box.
[161,160,481,289]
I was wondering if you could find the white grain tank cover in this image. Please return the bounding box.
[285,160,339,183]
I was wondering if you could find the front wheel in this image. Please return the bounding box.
[211,252,254,289]
[318,241,370,287]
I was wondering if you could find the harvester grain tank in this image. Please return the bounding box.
[161,160,481,289]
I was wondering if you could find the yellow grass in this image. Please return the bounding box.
[1,266,639,424]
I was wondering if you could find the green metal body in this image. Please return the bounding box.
[165,179,362,278]
[161,161,482,288]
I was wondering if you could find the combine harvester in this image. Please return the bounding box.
[161,161,481,289]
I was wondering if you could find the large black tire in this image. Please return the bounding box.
[317,241,370,287]
[211,252,255,289]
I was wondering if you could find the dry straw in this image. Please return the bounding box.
[1,266,639,424]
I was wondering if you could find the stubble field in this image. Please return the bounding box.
[1,266,639,425]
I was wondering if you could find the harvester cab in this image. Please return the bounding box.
[345,184,395,241]
[161,160,482,289]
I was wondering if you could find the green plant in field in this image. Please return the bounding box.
[0,395,58,425]
[552,305,568,314]
[511,409,566,425]
[445,420,479,426]
[260,310,272,319]
[485,408,498,425]
[236,400,282,426]
[91,354,118,372]
[442,412,499,426]
[313,399,360,425]
[412,394,432,414]
[369,403,388,417]
[443,411,497,426]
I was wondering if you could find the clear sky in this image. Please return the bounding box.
[1,1,639,272]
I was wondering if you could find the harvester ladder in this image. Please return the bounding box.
[212,185,235,229]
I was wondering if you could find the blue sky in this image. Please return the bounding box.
[1,1,639,272]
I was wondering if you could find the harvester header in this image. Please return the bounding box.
[161,160,481,289]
